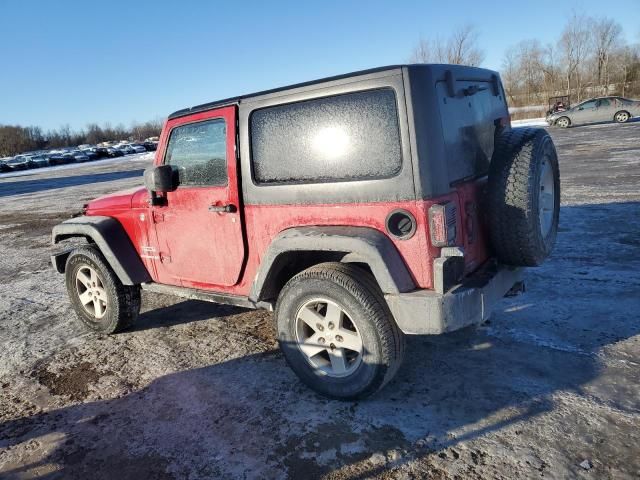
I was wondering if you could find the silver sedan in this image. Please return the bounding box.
[547,96,640,127]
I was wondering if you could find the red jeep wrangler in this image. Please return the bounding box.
[52,65,559,399]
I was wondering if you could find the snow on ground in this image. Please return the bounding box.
[0,122,639,479]
[511,117,548,127]
[0,152,154,180]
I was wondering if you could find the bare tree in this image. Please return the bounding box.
[447,25,485,66]
[410,24,484,66]
[558,12,592,100]
[501,47,520,103]
[612,44,640,97]
[591,17,622,93]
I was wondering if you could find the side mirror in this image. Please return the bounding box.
[144,165,178,193]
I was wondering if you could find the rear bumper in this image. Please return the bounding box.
[385,264,524,334]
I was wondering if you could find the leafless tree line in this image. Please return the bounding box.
[0,119,163,157]
[410,24,485,66]
[410,17,640,117]
[501,13,640,113]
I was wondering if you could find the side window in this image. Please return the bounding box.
[580,100,597,109]
[250,89,402,184]
[165,118,227,186]
[597,98,611,107]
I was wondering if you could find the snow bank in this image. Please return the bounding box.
[511,117,549,127]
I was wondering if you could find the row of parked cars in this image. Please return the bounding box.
[0,138,159,173]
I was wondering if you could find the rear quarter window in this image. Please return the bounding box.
[250,88,402,184]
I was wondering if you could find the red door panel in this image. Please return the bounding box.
[150,106,246,288]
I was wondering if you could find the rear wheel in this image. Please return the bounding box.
[276,263,404,399]
[614,111,630,123]
[555,116,570,128]
[65,246,141,334]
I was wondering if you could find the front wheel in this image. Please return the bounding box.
[555,116,570,128]
[276,263,404,399]
[65,246,141,334]
[614,111,630,123]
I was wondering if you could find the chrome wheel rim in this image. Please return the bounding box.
[295,298,363,378]
[615,112,628,122]
[76,266,108,319]
[539,155,555,237]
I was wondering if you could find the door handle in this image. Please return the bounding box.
[208,204,237,213]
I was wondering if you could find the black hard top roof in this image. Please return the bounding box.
[168,64,499,120]
[168,65,409,120]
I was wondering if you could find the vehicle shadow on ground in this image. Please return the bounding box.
[0,170,144,197]
[1,202,639,479]
[134,298,247,332]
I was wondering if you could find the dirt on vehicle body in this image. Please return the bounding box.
[51,64,560,398]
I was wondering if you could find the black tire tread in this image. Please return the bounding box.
[65,245,141,334]
[487,127,559,266]
[276,262,404,399]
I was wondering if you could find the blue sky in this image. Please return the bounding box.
[1,0,638,131]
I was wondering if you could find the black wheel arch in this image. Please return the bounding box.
[52,216,151,285]
[249,226,415,304]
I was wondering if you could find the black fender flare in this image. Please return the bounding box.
[249,226,415,302]
[51,216,151,285]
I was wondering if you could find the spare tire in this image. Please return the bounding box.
[487,128,560,266]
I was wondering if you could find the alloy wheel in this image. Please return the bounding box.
[75,265,108,319]
[615,112,629,123]
[294,298,363,377]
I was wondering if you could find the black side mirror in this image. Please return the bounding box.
[144,165,178,193]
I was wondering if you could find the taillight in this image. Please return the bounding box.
[429,202,457,247]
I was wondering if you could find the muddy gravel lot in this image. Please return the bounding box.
[1,123,639,479]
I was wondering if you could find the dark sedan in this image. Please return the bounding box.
[5,156,31,170]
[48,153,76,166]
[106,147,125,157]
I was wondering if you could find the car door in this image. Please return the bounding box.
[572,100,598,125]
[150,105,246,289]
[595,98,614,123]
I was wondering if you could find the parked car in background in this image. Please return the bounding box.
[127,143,147,154]
[0,159,12,172]
[80,149,99,161]
[10,155,37,169]
[29,155,50,168]
[6,156,32,170]
[92,147,110,158]
[106,147,125,158]
[71,150,90,162]
[548,96,640,127]
[48,152,76,166]
[143,140,158,151]
[114,145,134,155]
